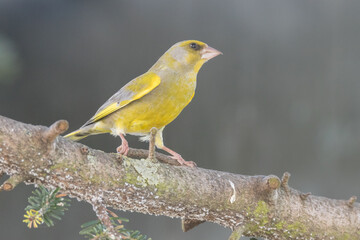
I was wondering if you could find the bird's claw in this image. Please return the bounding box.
[171,154,197,167]
[116,143,129,155]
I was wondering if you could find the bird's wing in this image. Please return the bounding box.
[82,72,161,127]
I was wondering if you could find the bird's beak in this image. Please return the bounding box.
[200,45,223,61]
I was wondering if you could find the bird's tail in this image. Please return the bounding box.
[64,129,91,141]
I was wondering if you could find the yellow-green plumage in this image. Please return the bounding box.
[65,40,221,166]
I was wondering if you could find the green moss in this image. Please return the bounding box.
[339,233,351,240]
[49,162,77,172]
[282,222,306,237]
[78,169,102,184]
[228,231,241,240]
[333,232,359,240]
[49,158,109,185]
[154,181,172,196]
[274,221,284,230]
[244,201,310,239]
[245,201,270,233]
[253,201,269,224]
[229,226,244,240]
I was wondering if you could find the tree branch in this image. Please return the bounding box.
[0,115,359,239]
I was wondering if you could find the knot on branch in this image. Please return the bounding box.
[260,175,281,205]
[347,196,357,208]
[258,175,281,194]
[80,146,89,155]
[263,175,281,190]
[300,192,311,201]
[43,120,69,143]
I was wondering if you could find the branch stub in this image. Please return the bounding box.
[281,172,291,193]
[347,196,357,208]
[43,120,69,143]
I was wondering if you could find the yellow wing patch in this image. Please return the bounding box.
[89,102,120,124]
[84,72,160,126]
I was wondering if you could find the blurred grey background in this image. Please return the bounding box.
[1,0,360,239]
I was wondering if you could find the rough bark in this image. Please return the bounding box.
[0,115,359,240]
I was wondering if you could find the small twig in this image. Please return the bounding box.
[228,225,245,240]
[148,127,158,162]
[80,146,89,155]
[0,174,26,191]
[92,204,121,240]
[181,218,205,232]
[300,192,311,201]
[281,172,291,193]
[43,120,69,143]
[347,196,357,208]
[115,153,123,164]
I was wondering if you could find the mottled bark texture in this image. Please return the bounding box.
[0,115,359,240]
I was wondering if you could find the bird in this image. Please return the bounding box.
[64,40,222,167]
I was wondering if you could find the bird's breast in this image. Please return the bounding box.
[106,75,197,134]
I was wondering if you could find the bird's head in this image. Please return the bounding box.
[153,40,222,73]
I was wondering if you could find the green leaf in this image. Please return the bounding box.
[80,216,151,240]
[80,219,102,228]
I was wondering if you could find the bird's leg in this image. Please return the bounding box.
[161,146,196,167]
[116,133,129,155]
[154,128,195,167]
[148,127,158,161]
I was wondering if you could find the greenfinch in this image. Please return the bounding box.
[65,40,222,167]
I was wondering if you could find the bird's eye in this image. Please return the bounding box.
[189,42,200,50]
